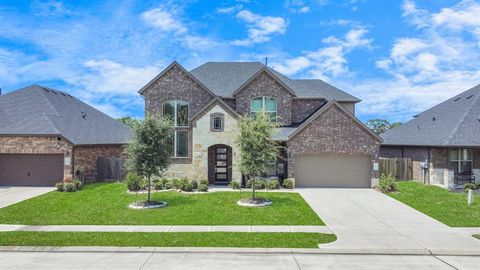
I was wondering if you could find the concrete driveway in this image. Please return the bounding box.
[299,188,480,254]
[0,186,54,208]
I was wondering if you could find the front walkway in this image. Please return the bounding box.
[0,186,55,208]
[0,225,330,233]
[298,188,480,254]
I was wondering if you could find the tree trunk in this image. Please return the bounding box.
[147,174,151,202]
[252,175,256,200]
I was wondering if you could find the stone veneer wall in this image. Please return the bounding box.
[73,145,125,178]
[292,99,326,124]
[287,104,380,180]
[163,104,242,182]
[0,136,73,179]
[235,71,294,125]
[142,64,213,117]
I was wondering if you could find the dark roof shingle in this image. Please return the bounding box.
[0,85,132,145]
[381,84,480,147]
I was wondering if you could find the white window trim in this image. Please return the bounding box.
[450,149,473,173]
[250,96,277,122]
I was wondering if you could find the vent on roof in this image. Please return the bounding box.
[466,94,474,99]
[432,117,436,121]
[81,112,87,120]
[50,90,58,94]
[60,92,67,97]
[42,87,50,93]
[454,97,460,101]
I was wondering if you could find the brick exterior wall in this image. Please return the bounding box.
[73,145,125,178]
[222,98,236,110]
[142,64,213,117]
[292,99,326,124]
[235,71,294,125]
[287,104,380,179]
[0,136,74,179]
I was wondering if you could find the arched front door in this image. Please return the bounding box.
[208,144,232,184]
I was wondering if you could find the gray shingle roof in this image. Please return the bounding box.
[189,62,360,101]
[381,84,480,147]
[0,85,132,145]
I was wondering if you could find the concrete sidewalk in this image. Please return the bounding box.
[0,224,331,234]
[298,188,480,255]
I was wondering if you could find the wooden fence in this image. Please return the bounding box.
[379,158,413,181]
[96,157,125,181]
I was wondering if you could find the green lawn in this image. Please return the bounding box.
[0,232,335,248]
[0,182,323,225]
[474,235,480,240]
[388,181,480,227]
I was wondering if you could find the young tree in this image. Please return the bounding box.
[365,119,391,135]
[118,117,141,129]
[236,111,278,200]
[125,114,174,202]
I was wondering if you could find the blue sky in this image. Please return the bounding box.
[1,0,480,123]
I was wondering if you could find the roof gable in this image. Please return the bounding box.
[138,61,216,97]
[191,97,239,124]
[232,68,296,97]
[381,84,480,147]
[288,100,382,142]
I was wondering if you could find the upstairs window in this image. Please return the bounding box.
[163,100,188,127]
[210,113,224,132]
[250,97,277,122]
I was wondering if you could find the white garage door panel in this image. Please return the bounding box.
[295,155,371,188]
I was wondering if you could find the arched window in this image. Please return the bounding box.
[163,100,188,127]
[163,100,189,158]
[250,97,277,122]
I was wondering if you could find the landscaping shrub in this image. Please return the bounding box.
[198,184,209,192]
[164,180,173,190]
[191,180,198,190]
[171,179,181,190]
[266,179,280,190]
[126,172,144,192]
[229,181,241,190]
[199,179,209,186]
[464,183,478,191]
[181,181,193,192]
[283,178,294,189]
[153,180,164,190]
[55,182,64,192]
[73,180,82,190]
[64,182,77,192]
[379,174,397,193]
[246,178,266,189]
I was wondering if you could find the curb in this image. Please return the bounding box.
[1,246,480,256]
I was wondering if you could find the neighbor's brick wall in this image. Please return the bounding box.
[235,71,294,125]
[142,64,213,117]
[287,104,380,179]
[73,145,125,178]
[0,136,73,178]
[292,99,326,124]
[379,146,429,180]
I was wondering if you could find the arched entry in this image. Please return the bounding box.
[208,144,233,184]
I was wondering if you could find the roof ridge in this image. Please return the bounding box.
[445,89,480,145]
[35,85,62,117]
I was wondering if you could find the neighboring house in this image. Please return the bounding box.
[380,84,480,188]
[0,85,132,186]
[139,61,382,188]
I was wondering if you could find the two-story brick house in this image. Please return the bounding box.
[139,61,382,188]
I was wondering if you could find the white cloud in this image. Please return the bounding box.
[217,5,243,14]
[274,56,311,76]
[80,60,161,95]
[284,0,310,13]
[232,10,287,46]
[432,2,480,30]
[140,7,186,33]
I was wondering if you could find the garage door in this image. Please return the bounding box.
[0,154,64,186]
[295,155,371,188]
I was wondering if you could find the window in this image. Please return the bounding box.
[210,113,224,132]
[163,101,189,158]
[450,149,473,174]
[250,97,277,122]
[163,100,188,127]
